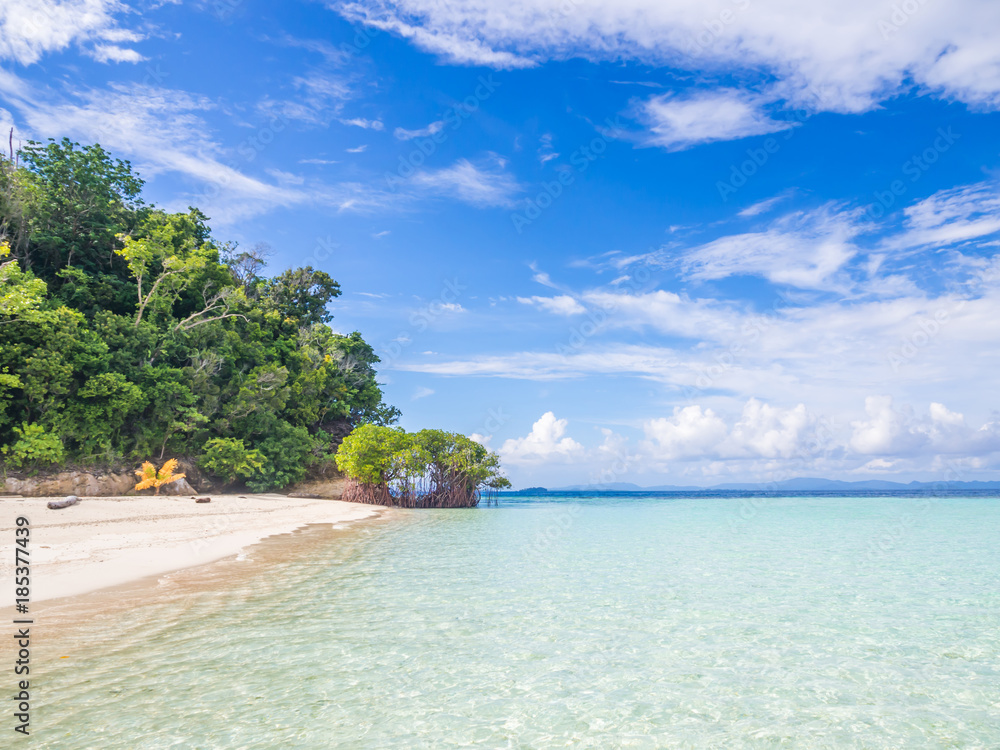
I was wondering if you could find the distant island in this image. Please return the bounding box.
[509,478,1000,492]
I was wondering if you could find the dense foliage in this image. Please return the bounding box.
[335,425,510,507]
[1,138,400,490]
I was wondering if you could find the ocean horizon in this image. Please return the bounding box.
[29,492,1000,748]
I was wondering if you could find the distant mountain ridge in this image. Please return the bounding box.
[534,477,1000,492]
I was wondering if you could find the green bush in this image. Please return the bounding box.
[198,438,265,486]
[2,422,66,468]
[249,423,315,492]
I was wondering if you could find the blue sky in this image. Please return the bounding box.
[3,0,1000,487]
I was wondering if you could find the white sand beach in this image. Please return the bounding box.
[0,494,382,604]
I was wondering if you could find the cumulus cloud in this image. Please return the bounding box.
[499,412,585,465]
[726,399,817,459]
[640,400,824,463]
[850,396,1000,457]
[482,396,1000,483]
[642,405,728,460]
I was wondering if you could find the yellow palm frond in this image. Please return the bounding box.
[134,459,186,494]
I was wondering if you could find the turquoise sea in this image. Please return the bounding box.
[29,493,1000,748]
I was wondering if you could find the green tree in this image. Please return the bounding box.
[263,266,340,325]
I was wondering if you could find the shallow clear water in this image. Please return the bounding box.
[28,494,1000,748]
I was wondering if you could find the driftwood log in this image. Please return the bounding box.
[47,495,80,510]
[195,497,211,503]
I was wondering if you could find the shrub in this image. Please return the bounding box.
[1,422,66,468]
[249,422,315,492]
[198,438,266,486]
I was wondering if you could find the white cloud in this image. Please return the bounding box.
[336,0,1000,119]
[517,295,586,315]
[850,397,1000,457]
[638,89,793,151]
[0,0,141,66]
[499,412,585,465]
[265,168,305,185]
[929,402,963,426]
[738,193,791,218]
[581,289,738,340]
[346,144,368,153]
[412,386,435,400]
[394,120,444,140]
[640,400,823,463]
[680,204,862,289]
[854,458,900,474]
[493,397,1000,482]
[409,158,520,207]
[339,117,384,130]
[339,2,534,69]
[884,181,1000,252]
[1,73,393,223]
[88,43,144,64]
[726,399,816,459]
[642,405,728,460]
[537,133,558,163]
[257,72,352,126]
[528,262,559,289]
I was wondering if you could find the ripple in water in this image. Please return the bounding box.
[28,495,1000,748]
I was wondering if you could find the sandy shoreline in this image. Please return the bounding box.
[0,493,383,604]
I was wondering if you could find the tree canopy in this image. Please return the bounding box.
[0,138,399,490]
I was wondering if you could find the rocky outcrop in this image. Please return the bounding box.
[175,460,215,493]
[2,471,136,497]
[1,470,196,497]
